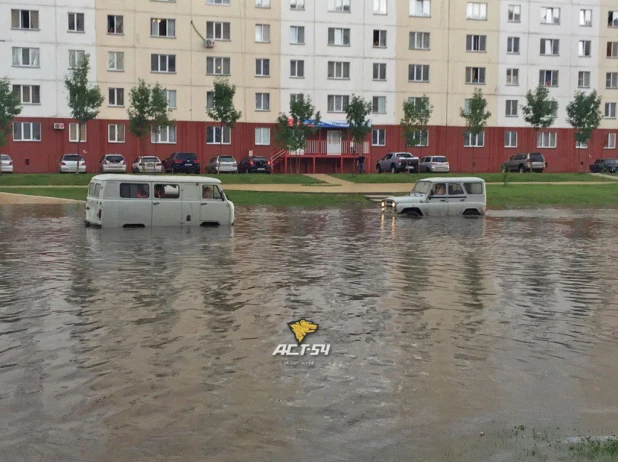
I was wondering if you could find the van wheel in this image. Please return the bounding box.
[518,165,525,173]
[390,164,397,174]
[463,209,481,217]
[404,208,423,218]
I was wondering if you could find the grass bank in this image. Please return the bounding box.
[335,173,613,184]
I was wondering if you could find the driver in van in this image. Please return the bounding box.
[202,186,213,199]
[433,183,446,196]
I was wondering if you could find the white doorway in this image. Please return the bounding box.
[326,130,342,155]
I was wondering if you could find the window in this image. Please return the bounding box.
[108,15,123,34]
[207,126,231,144]
[108,88,124,107]
[12,47,40,67]
[609,11,618,27]
[507,37,520,54]
[255,24,270,42]
[464,132,484,147]
[373,63,386,80]
[608,42,618,58]
[448,183,465,196]
[506,68,519,85]
[255,127,270,145]
[508,5,520,22]
[373,30,387,48]
[68,12,85,32]
[152,126,177,143]
[606,72,618,89]
[256,58,270,77]
[108,51,124,71]
[11,9,39,29]
[120,184,149,199]
[408,96,430,107]
[578,71,591,88]
[374,0,387,14]
[466,35,486,52]
[206,91,215,109]
[506,100,518,117]
[605,133,616,149]
[207,0,230,4]
[409,64,430,82]
[69,50,85,69]
[290,60,304,78]
[12,85,40,104]
[408,130,428,147]
[13,122,41,141]
[290,93,304,105]
[166,90,177,109]
[540,38,559,56]
[154,184,180,199]
[207,57,230,75]
[579,40,591,57]
[255,93,270,111]
[108,124,126,143]
[290,26,305,44]
[327,95,350,112]
[605,102,616,118]
[409,32,430,50]
[372,96,386,113]
[576,140,588,149]
[328,0,351,12]
[540,70,559,87]
[328,28,350,46]
[537,132,557,148]
[466,2,487,20]
[256,0,271,7]
[465,67,486,84]
[372,129,385,146]
[207,22,231,40]
[505,131,518,148]
[291,0,305,10]
[328,61,350,79]
[69,123,87,142]
[410,0,431,17]
[151,18,176,37]
[151,54,176,73]
[541,7,560,24]
[580,9,592,26]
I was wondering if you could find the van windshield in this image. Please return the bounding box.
[411,181,432,195]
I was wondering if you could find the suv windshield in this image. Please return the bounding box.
[220,156,235,162]
[530,154,544,162]
[176,153,197,160]
[63,155,81,161]
[106,155,124,162]
[411,181,432,195]
[432,157,448,162]
[397,153,413,158]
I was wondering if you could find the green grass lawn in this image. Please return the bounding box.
[0,187,89,201]
[335,173,614,184]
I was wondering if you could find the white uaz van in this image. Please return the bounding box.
[85,174,235,228]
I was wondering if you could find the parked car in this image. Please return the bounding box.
[0,154,13,173]
[381,177,486,217]
[206,156,238,174]
[132,156,163,173]
[237,156,272,174]
[99,154,127,173]
[419,156,450,173]
[376,152,419,173]
[589,158,618,173]
[501,152,546,173]
[58,154,86,173]
[162,152,200,174]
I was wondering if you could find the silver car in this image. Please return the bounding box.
[206,156,238,174]
[0,154,13,173]
[99,154,127,173]
[420,156,450,173]
[376,152,419,173]
[132,156,163,173]
[58,154,87,173]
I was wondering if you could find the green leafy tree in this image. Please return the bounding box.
[150,83,173,164]
[275,97,321,174]
[0,78,22,175]
[401,96,433,154]
[460,88,491,172]
[345,95,372,173]
[566,90,602,172]
[64,53,104,173]
[522,85,557,151]
[207,78,242,173]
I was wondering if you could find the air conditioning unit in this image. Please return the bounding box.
[53,123,65,130]
[204,39,215,48]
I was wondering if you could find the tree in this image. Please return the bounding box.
[460,88,491,172]
[566,90,602,172]
[275,97,321,174]
[206,78,242,173]
[64,53,104,173]
[345,95,372,173]
[522,85,557,151]
[401,95,433,154]
[0,78,22,175]
[150,83,173,165]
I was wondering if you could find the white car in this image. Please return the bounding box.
[382,177,486,217]
[58,154,87,173]
[420,156,450,173]
[132,156,163,174]
[0,154,13,173]
[99,154,127,173]
[206,156,238,174]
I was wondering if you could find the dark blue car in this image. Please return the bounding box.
[162,152,200,174]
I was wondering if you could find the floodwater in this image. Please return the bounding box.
[1,204,618,462]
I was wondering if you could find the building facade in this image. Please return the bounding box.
[1,0,617,173]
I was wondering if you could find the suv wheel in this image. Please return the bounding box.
[390,164,397,174]
[518,165,525,173]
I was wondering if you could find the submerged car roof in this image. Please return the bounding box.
[91,174,222,184]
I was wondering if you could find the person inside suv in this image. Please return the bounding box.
[432,183,446,196]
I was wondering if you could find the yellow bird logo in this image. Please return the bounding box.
[288,319,318,345]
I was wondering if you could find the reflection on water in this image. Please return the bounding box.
[1,204,618,461]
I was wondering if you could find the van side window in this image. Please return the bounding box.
[94,183,101,197]
[463,182,483,194]
[88,183,95,196]
[154,184,180,199]
[448,183,465,195]
[120,183,149,199]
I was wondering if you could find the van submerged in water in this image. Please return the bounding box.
[85,174,235,228]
